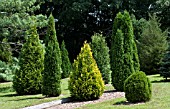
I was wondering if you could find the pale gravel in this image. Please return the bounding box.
[46,87,125,109]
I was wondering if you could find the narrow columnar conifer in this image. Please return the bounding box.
[61,40,72,78]
[69,41,104,101]
[91,33,111,84]
[42,14,62,97]
[111,29,124,90]
[13,24,44,95]
[111,11,140,91]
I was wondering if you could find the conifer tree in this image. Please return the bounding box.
[111,11,140,91]
[0,0,47,56]
[13,24,44,95]
[138,15,168,74]
[42,14,62,97]
[61,40,72,78]
[111,29,124,90]
[159,50,170,80]
[69,41,104,101]
[91,33,111,84]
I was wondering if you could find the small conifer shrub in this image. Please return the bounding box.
[91,33,111,84]
[69,41,104,101]
[13,24,44,95]
[61,40,72,78]
[124,71,152,103]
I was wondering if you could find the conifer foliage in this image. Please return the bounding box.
[69,41,104,101]
[159,50,170,80]
[111,11,140,91]
[91,33,111,84]
[61,40,72,78]
[0,38,12,63]
[42,14,62,97]
[124,71,152,102]
[13,25,44,95]
[138,15,168,74]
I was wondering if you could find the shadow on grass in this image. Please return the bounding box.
[113,100,144,105]
[0,93,19,97]
[8,96,43,101]
[0,87,14,93]
[152,79,170,83]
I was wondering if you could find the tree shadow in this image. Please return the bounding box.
[8,96,43,101]
[113,100,144,105]
[61,97,72,103]
[0,93,18,97]
[0,87,14,93]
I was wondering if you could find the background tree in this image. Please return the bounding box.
[61,40,72,78]
[131,15,148,40]
[91,33,111,84]
[153,0,170,31]
[159,49,170,80]
[13,24,44,95]
[0,0,47,56]
[138,15,168,74]
[42,14,62,97]
[69,41,104,101]
[111,29,124,91]
[111,11,140,91]
[0,38,12,63]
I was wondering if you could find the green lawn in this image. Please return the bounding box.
[1,75,169,109]
[78,75,170,109]
[0,78,70,109]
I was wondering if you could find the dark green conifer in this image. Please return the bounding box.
[138,15,168,74]
[111,29,124,90]
[42,14,62,97]
[91,33,111,84]
[61,40,72,78]
[111,11,140,91]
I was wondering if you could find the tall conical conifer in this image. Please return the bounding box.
[111,11,140,91]
[91,33,111,84]
[13,24,44,95]
[61,40,72,78]
[69,41,104,101]
[42,14,62,97]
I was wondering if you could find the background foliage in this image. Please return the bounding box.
[91,33,111,84]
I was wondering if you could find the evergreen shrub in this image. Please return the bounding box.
[91,33,111,84]
[61,40,72,78]
[124,71,152,103]
[69,41,104,101]
[13,25,44,95]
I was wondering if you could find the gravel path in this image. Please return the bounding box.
[46,88,125,109]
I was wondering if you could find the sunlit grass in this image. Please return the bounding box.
[78,74,170,109]
[0,78,70,109]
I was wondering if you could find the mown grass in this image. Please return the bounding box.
[78,74,170,109]
[0,78,70,109]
